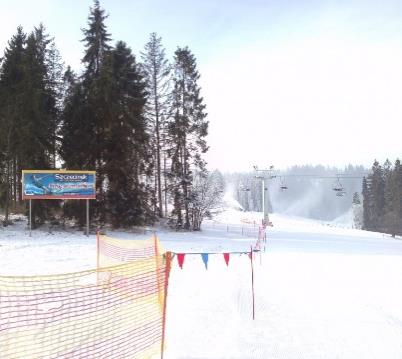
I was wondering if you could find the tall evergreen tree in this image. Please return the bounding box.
[352,192,361,205]
[81,0,111,79]
[59,67,94,226]
[167,47,208,229]
[102,41,150,227]
[61,2,154,228]
[393,159,402,221]
[141,33,171,218]
[0,26,26,223]
[362,176,372,230]
[21,25,61,225]
[64,0,113,224]
[0,25,61,226]
[369,160,385,231]
[383,159,402,236]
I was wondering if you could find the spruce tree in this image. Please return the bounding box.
[102,41,150,227]
[1,25,62,226]
[383,159,402,236]
[59,68,94,226]
[370,160,385,231]
[78,0,112,224]
[167,47,208,229]
[21,25,61,225]
[352,192,361,205]
[0,26,26,223]
[352,192,362,229]
[362,176,372,230]
[81,0,111,79]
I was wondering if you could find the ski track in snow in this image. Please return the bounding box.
[1,212,402,358]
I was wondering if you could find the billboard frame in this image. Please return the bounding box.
[22,170,96,237]
[22,170,96,200]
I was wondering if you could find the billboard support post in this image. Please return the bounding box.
[29,199,32,237]
[86,199,89,237]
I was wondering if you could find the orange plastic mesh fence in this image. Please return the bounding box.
[0,235,167,359]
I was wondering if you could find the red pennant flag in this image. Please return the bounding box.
[177,253,185,269]
[223,253,230,266]
[248,251,252,260]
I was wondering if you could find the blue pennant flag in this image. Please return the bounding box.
[201,253,209,269]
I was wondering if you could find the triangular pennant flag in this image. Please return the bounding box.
[201,253,209,270]
[223,253,230,266]
[177,253,185,269]
[248,251,252,260]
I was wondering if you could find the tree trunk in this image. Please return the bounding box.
[4,161,10,224]
[153,78,163,218]
[13,156,17,211]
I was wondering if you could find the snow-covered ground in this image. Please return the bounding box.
[1,210,402,358]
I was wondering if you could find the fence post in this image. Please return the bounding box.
[96,231,100,284]
[161,252,172,359]
[250,245,255,320]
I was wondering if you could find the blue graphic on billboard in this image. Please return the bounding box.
[22,171,96,199]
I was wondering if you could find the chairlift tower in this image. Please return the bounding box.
[253,165,276,224]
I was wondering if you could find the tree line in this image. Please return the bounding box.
[362,159,402,236]
[0,0,220,230]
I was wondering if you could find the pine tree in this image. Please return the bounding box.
[141,33,171,218]
[167,47,208,229]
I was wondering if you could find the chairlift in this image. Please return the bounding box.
[332,177,346,196]
[279,176,288,191]
[332,177,344,192]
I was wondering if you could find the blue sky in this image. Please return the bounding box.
[1,0,402,171]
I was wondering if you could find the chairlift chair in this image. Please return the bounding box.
[332,177,344,193]
[279,176,288,191]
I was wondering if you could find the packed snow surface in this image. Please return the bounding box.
[1,211,402,358]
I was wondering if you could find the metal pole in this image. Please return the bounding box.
[263,179,269,224]
[29,199,32,237]
[262,178,265,222]
[86,199,89,237]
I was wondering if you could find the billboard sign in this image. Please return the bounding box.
[22,170,96,200]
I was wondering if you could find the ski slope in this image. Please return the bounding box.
[1,211,402,358]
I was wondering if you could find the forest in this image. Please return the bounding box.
[0,0,221,230]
